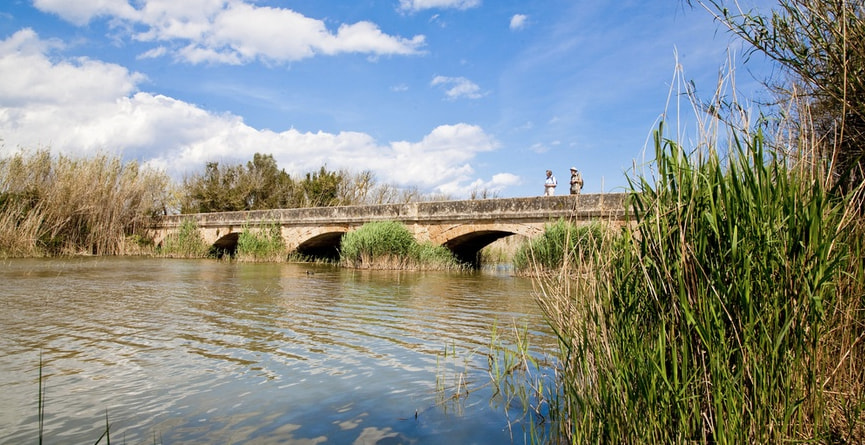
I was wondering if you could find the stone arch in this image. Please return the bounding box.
[212,232,240,256]
[436,222,546,266]
[295,231,344,260]
[291,228,350,261]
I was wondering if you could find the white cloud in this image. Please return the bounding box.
[0,30,497,196]
[398,0,481,12]
[32,0,426,64]
[529,142,549,154]
[509,14,528,31]
[431,75,483,100]
[32,0,138,26]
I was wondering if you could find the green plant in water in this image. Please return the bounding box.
[158,219,211,258]
[236,222,286,262]
[513,219,609,274]
[340,221,464,270]
[531,123,864,444]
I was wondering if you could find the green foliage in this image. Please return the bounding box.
[340,221,415,265]
[534,124,864,443]
[340,221,463,270]
[181,153,295,213]
[180,154,357,213]
[512,220,610,273]
[236,222,286,262]
[298,166,344,207]
[158,219,211,258]
[697,0,865,191]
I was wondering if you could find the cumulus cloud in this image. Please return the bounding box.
[431,75,483,100]
[31,0,425,64]
[398,0,481,12]
[509,14,528,31]
[0,30,497,196]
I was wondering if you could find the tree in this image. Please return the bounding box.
[693,0,865,192]
[297,166,344,207]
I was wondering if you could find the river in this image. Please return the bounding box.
[0,257,556,444]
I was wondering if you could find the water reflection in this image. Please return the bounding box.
[0,257,554,444]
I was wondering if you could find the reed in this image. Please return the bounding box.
[526,123,865,443]
[235,222,287,262]
[339,220,465,270]
[0,149,170,257]
[157,219,211,258]
[512,220,610,275]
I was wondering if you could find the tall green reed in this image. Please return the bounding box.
[513,220,609,274]
[339,220,465,270]
[531,123,863,443]
[236,222,286,262]
[157,219,211,258]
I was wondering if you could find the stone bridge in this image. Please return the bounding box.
[148,193,628,263]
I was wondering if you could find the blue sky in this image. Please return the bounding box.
[0,0,774,198]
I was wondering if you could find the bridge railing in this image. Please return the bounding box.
[148,193,628,228]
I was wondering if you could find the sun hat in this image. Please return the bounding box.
[570,166,577,171]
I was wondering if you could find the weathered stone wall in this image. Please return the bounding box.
[148,193,628,252]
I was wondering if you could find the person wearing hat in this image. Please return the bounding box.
[569,167,583,195]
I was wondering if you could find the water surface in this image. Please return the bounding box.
[0,257,554,444]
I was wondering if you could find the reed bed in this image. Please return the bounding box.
[512,220,611,275]
[0,149,170,257]
[236,222,287,262]
[526,124,865,443]
[157,218,211,258]
[339,220,466,270]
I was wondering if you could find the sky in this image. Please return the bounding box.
[0,0,776,198]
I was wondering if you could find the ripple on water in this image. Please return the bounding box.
[0,258,555,444]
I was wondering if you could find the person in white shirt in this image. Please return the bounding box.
[544,170,557,196]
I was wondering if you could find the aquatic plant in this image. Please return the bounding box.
[512,219,610,274]
[339,220,464,270]
[0,150,171,257]
[236,221,286,262]
[158,219,211,258]
[525,122,865,443]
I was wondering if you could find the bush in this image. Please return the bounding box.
[513,220,610,274]
[236,222,286,262]
[340,221,464,270]
[158,219,211,258]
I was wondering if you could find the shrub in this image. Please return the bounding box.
[513,220,610,274]
[340,221,464,270]
[158,219,211,258]
[236,222,286,262]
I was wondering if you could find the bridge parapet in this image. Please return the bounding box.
[152,193,627,228]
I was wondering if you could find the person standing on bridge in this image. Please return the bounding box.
[569,167,584,195]
[544,170,557,196]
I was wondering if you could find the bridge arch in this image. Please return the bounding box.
[212,232,240,256]
[294,230,347,260]
[435,223,545,265]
